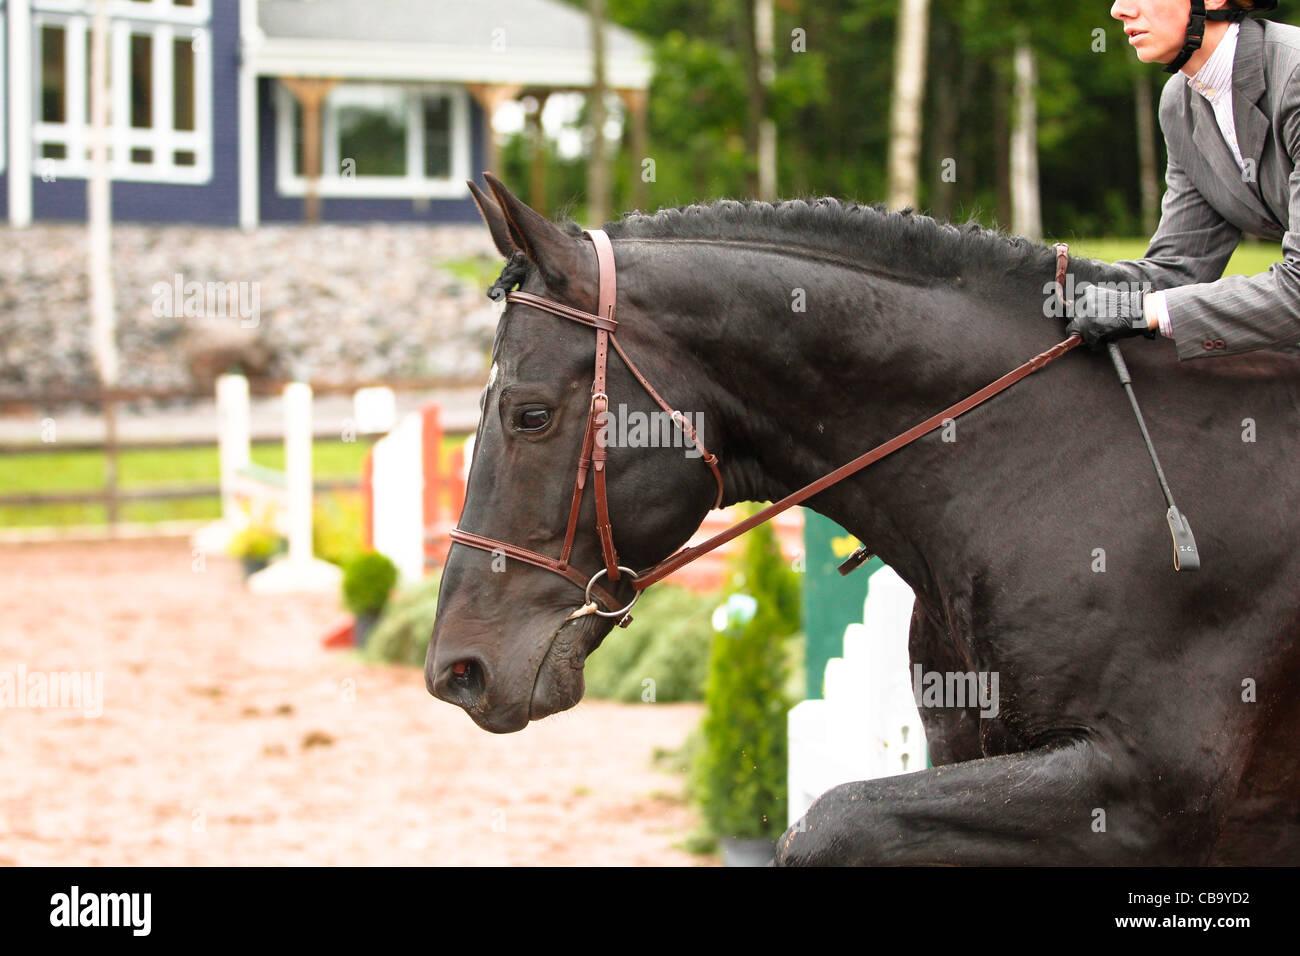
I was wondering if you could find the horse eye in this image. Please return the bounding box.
[516,407,552,432]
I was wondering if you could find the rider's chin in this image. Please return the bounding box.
[1151,43,1180,65]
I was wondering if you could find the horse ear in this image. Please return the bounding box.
[482,171,581,290]
[467,179,519,260]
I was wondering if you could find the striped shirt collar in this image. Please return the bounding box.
[1187,21,1240,102]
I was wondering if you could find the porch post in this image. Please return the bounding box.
[280,76,339,224]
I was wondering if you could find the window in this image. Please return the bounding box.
[172,34,193,131]
[42,24,66,123]
[423,96,452,180]
[129,32,151,129]
[31,2,211,184]
[277,83,471,199]
[336,86,408,178]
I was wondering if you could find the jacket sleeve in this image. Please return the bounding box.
[1108,148,1243,296]
[1158,164,1300,360]
[1145,65,1300,360]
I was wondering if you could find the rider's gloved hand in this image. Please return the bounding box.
[1065,283,1158,349]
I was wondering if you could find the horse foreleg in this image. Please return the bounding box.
[907,602,983,766]
[776,738,1208,865]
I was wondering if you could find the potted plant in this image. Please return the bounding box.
[229,518,283,578]
[341,550,400,648]
[694,517,800,866]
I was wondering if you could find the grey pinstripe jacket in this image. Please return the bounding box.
[1112,16,1300,361]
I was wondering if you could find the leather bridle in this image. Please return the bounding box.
[449,229,724,624]
[450,230,1082,628]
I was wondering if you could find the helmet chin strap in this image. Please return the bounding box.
[1164,1,1249,75]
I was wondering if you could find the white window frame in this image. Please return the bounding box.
[31,4,212,184]
[33,1,210,26]
[275,81,471,200]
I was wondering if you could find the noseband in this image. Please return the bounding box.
[452,231,1083,628]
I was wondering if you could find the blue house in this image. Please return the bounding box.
[1,0,652,228]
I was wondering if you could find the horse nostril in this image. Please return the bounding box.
[437,658,486,704]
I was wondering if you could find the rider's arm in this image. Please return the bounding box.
[1110,149,1243,300]
[1154,155,1300,358]
[1121,64,1300,359]
[1104,152,1238,351]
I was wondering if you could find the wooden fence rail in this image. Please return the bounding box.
[0,376,482,532]
[0,375,485,413]
[0,478,365,509]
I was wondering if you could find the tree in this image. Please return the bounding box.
[1010,36,1042,240]
[739,0,779,200]
[1134,73,1160,236]
[888,0,931,210]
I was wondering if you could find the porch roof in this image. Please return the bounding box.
[250,0,654,90]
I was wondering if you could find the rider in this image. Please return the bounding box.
[1066,1,1300,360]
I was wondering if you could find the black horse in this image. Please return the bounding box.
[427,174,1300,865]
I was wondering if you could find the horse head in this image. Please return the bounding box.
[426,175,725,733]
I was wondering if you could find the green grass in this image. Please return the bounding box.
[435,255,503,292]
[0,435,468,529]
[1067,238,1282,279]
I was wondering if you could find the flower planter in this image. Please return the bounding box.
[241,557,270,578]
[352,611,380,649]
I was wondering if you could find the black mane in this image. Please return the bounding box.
[491,197,1064,297]
[594,198,1057,286]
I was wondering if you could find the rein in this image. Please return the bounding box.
[450,231,1082,627]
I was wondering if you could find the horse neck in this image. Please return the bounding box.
[623,238,1071,601]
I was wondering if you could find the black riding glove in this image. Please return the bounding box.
[1065,283,1157,349]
